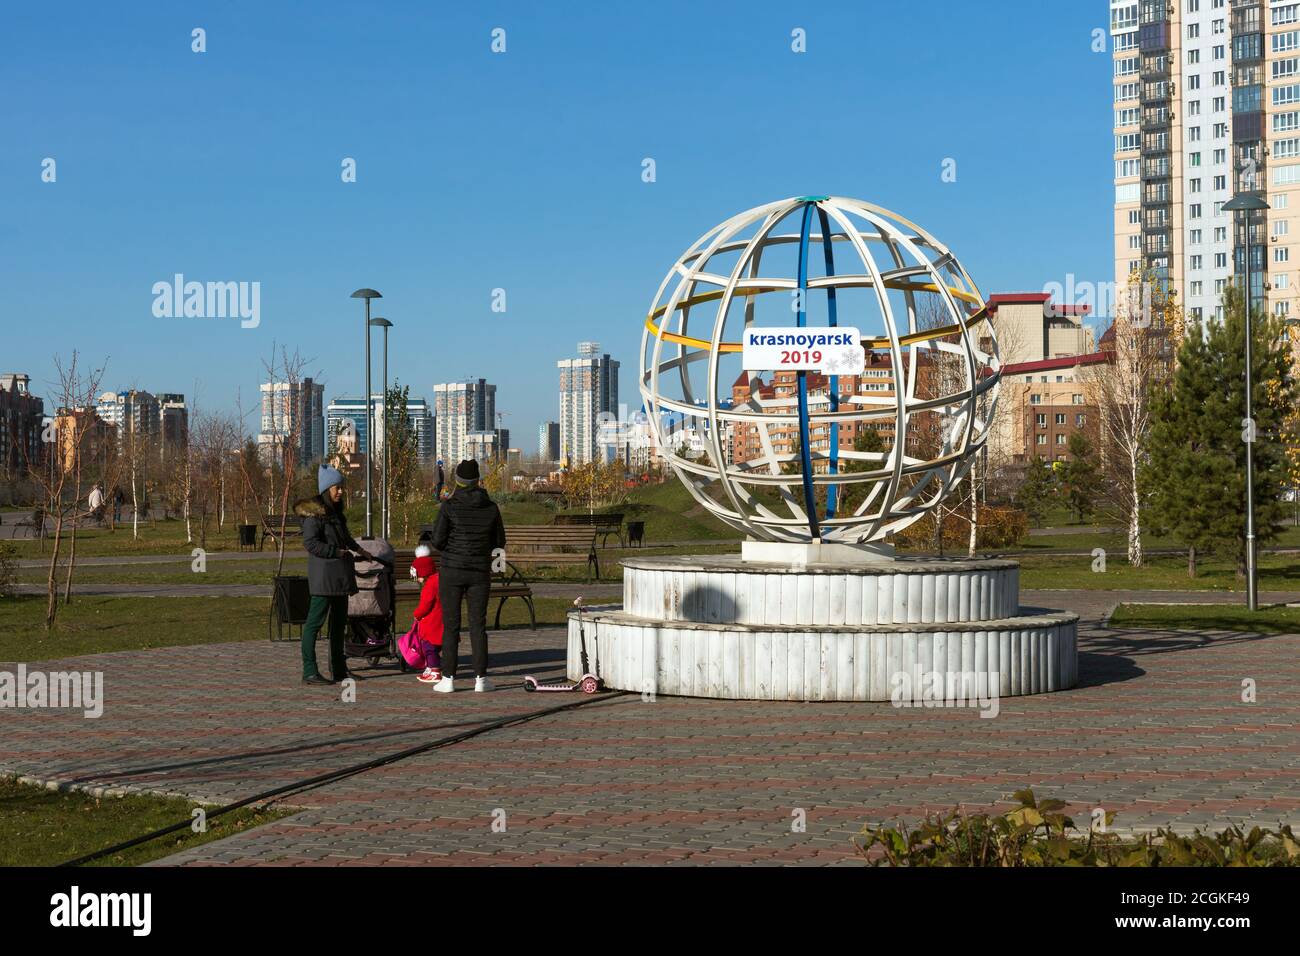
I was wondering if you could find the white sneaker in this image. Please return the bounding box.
[432,676,455,693]
[474,676,494,693]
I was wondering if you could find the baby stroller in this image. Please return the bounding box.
[344,537,400,668]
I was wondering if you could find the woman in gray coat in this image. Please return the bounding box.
[295,464,366,684]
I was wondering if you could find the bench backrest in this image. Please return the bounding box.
[507,526,597,551]
[392,549,525,585]
[264,515,304,529]
[553,513,623,527]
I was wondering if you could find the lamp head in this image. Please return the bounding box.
[1222,195,1270,212]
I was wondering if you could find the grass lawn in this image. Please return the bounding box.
[1020,525,1300,554]
[1109,602,1300,634]
[15,558,309,588]
[6,521,257,559]
[1017,552,1300,591]
[0,596,272,662]
[0,777,289,867]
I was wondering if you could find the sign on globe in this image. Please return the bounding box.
[742,327,864,375]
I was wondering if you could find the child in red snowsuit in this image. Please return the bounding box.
[411,555,444,683]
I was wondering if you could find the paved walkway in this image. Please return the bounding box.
[2,589,1297,866]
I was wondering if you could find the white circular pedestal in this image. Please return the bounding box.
[567,555,1078,702]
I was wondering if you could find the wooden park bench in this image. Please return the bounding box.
[260,514,304,551]
[14,507,46,539]
[392,548,537,629]
[507,525,601,580]
[553,511,625,548]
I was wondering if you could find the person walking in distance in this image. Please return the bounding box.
[429,460,505,692]
[434,459,446,501]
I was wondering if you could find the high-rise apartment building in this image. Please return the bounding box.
[433,379,496,466]
[0,373,45,476]
[96,389,161,448]
[538,421,561,463]
[330,395,436,466]
[158,393,189,452]
[1112,0,1300,324]
[557,342,619,466]
[258,377,324,465]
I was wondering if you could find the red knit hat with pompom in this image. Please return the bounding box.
[412,555,436,579]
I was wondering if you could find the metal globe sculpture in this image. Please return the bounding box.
[639,195,1001,544]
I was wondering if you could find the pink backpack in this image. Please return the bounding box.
[397,623,425,668]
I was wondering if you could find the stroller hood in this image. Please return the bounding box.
[348,537,394,618]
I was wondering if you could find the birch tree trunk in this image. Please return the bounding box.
[968,470,978,558]
[1127,445,1143,568]
[131,454,139,539]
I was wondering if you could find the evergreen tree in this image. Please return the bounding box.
[1059,433,1102,523]
[1143,315,1230,576]
[836,427,885,517]
[1018,456,1056,528]
[1144,289,1298,576]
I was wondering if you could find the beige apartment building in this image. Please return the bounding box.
[1112,0,1300,324]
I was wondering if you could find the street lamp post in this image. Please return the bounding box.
[350,289,382,538]
[370,318,393,539]
[1223,194,1270,611]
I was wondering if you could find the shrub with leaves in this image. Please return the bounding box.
[857,789,1300,867]
[0,542,16,599]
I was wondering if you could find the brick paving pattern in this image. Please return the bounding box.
[1,589,1297,866]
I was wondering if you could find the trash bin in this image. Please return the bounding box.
[237,524,257,550]
[271,575,312,642]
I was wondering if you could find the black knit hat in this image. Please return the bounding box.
[455,459,480,484]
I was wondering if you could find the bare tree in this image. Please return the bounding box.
[234,345,317,577]
[1080,268,1182,567]
[23,353,106,628]
[187,407,238,549]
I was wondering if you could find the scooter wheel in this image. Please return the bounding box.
[523,678,537,692]
[580,676,599,694]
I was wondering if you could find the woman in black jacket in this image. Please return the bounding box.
[429,459,506,692]
[295,465,366,685]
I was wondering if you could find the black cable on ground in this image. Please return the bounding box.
[56,689,628,868]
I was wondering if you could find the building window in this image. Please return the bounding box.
[1030,394,1041,405]
[1072,394,1084,405]
[1055,434,1067,445]
[1055,414,1066,425]
[1076,414,1086,427]
[1036,414,1046,427]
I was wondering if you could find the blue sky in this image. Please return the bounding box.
[2,0,1114,448]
